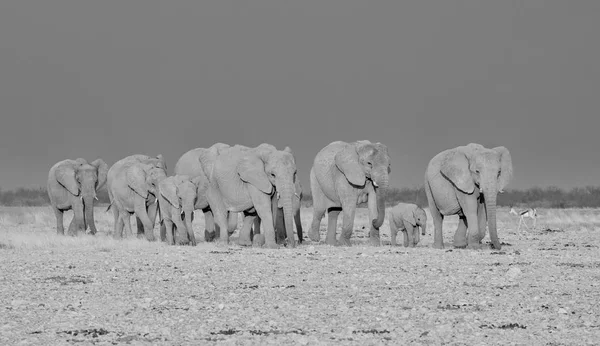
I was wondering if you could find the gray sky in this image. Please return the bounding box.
[1,0,599,190]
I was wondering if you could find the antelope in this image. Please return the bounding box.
[510,207,537,234]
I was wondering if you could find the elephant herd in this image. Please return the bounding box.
[47,141,513,250]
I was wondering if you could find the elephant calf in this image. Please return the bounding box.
[157,175,200,246]
[388,203,427,247]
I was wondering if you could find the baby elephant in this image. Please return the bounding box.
[388,203,427,247]
[158,175,200,246]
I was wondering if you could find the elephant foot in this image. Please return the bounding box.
[238,238,253,247]
[204,230,216,242]
[285,239,297,248]
[432,242,444,249]
[466,243,482,250]
[489,242,502,250]
[369,237,381,247]
[453,239,468,248]
[264,242,281,249]
[252,234,266,247]
[336,238,352,247]
[215,239,229,248]
[175,238,190,246]
[308,230,321,242]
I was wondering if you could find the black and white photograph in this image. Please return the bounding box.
[1,1,599,344]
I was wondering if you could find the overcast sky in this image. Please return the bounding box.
[1,1,599,191]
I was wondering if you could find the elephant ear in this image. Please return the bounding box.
[237,155,273,194]
[335,144,366,187]
[155,154,167,171]
[440,150,475,194]
[90,159,109,191]
[159,179,180,208]
[401,205,417,226]
[55,163,80,196]
[493,146,513,192]
[127,164,149,199]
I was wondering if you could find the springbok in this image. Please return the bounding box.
[510,207,537,234]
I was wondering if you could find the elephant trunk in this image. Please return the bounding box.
[420,222,427,236]
[83,194,96,234]
[372,168,390,189]
[372,188,386,229]
[278,183,296,248]
[484,187,501,250]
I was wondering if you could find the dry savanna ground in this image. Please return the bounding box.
[1,205,599,345]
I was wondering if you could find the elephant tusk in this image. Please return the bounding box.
[94,196,98,201]
[277,192,280,200]
[294,193,300,198]
[372,181,379,188]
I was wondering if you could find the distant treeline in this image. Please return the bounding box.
[3,186,600,209]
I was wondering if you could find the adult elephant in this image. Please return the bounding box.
[308,140,391,246]
[157,175,201,246]
[174,143,238,242]
[243,177,304,245]
[47,158,108,235]
[388,203,427,247]
[206,144,298,248]
[424,143,512,250]
[107,154,167,241]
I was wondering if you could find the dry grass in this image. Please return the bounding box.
[1,206,599,250]
[1,206,600,344]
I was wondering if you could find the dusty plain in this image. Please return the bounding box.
[1,206,599,345]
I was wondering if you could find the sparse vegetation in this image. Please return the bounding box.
[6,185,600,209]
[1,205,599,344]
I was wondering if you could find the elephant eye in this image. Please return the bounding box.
[270,173,276,178]
[497,170,501,178]
[475,169,480,174]
[367,161,373,167]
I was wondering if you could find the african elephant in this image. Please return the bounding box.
[107,154,167,241]
[424,143,512,250]
[157,175,201,246]
[388,203,427,247]
[47,158,108,235]
[206,143,298,248]
[308,141,391,246]
[174,143,239,242]
[243,177,303,245]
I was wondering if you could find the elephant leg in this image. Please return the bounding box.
[111,205,119,236]
[414,226,420,246]
[164,218,175,245]
[338,204,357,247]
[248,187,278,249]
[113,208,124,239]
[308,173,327,242]
[124,212,135,238]
[227,212,238,236]
[52,206,65,235]
[252,218,265,246]
[454,216,468,248]
[426,182,445,249]
[67,204,85,236]
[172,211,189,245]
[404,222,415,248]
[389,219,399,246]
[367,190,381,246]
[238,213,256,246]
[477,201,487,243]
[326,208,341,246]
[309,206,326,243]
[294,207,303,244]
[203,208,217,242]
[135,217,145,239]
[133,199,156,242]
[159,221,167,242]
[403,230,409,247]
